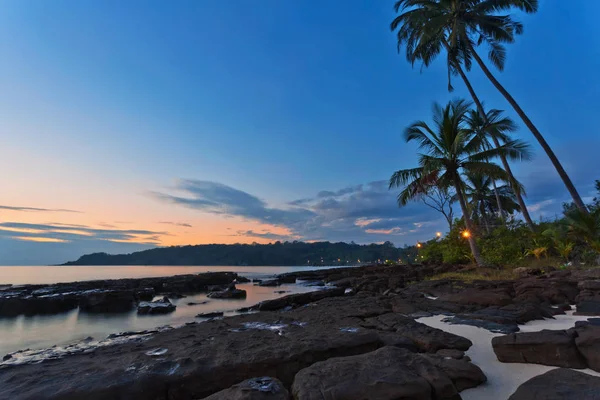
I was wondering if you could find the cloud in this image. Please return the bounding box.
[159,221,193,228]
[0,222,166,244]
[0,205,82,213]
[153,179,445,246]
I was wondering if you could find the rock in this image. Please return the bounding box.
[436,349,465,360]
[78,290,136,313]
[291,347,433,400]
[188,301,209,306]
[259,280,281,287]
[576,301,600,315]
[442,316,518,334]
[575,324,600,372]
[424,354,486,392]
[291,346,484,400]
[438,287,512,307]
[203,377,290,400]
[508,368,600,400]
[196,311,224,319]
[207,286,247,299]
[273,291,290,294]
[362,313,472,352]
[0,271,244,318]
[3,354,12,361]
[137,296,176,315]
[492,329,586,368]
[257,288,345,311]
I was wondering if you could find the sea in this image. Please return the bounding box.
[0,265,340,357]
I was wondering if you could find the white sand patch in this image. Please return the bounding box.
[417,310,600,399]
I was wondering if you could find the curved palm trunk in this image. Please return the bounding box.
[454,63,536,230]
[452,175,484,266]
[470,49,588,215]
[491,179,504,222]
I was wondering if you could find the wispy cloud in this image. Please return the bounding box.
[152,179,442,245]
[0,222,167,245]
[159,221,193,228]
[0,205,82,213]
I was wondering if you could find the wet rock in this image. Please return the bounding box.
[273,290,290,294]
[134,287,155,301]
[258,280,281,287]
[442,316,518,334]
[574,324,600,372]
[0,294,79,317]
[137,297,176,315]
[187,300,209,306]
[78,290,136,313]
[492,329,586,368]
[435,349,465,360]
[196,311,224,319]
[257,288,345,311]
[204,377,290,400]
[207,286,247,299]
[508,368,600,400]
[424,353,486,392]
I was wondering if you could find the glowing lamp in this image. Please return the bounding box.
[416,242,422,248]
[436,232,442,238]
[461,230,471,239]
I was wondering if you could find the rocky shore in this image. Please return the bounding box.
[0,272,247,317]
[1,264,600,399]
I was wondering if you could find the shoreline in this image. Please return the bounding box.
[1,264,600,399]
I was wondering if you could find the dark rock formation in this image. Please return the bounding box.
[203,377,290,400]
[492,329,586,368]
[137,297,176,315]
[196,311,224,319]
[207,285,247,299]
[508,368,600,400]
[0,272,243,318]
[256,287,345,311]
[574,323,600,371]
[291,346,484,400]
[79,290,136,313]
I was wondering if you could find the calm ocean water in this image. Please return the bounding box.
[0,265,338,357]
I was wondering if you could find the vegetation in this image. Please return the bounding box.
[391,0,588,214]
[415,182,600,268]
[389,99,531,266]
[63,241,414,266]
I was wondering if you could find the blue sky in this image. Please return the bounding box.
[1,1,599,264]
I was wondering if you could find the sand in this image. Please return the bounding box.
[417,310,600,399]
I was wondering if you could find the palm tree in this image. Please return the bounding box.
[392,167,455,230]
[465,107,535,229]
[390,99,531,266]
[391,0,588,214]
[458,172,521,234]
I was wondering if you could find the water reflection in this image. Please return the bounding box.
[0,282,316,356]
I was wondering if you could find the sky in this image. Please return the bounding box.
[1,1,599,265]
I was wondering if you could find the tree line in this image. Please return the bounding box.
[62,241,412,266]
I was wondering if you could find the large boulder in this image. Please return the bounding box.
[492,329,586,368]
[291,347,433,400]
[291,346,485,400]
[438,288,512,307]
[508,368,600,400]
[362,313,472,352]
[78,290,136,313]
[576,280,600,315]
[0,294,79,317]
[203,377,290,400]
[575,324,600,372]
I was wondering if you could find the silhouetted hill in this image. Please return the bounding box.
[62,241,415,266]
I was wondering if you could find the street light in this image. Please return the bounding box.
[436,232,442,238]
[461,230,471,239]
[416,242,422,248]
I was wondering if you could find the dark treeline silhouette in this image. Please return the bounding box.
[62,241,413,266]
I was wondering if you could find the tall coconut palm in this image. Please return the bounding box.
[391,0,588,214]
[390,99,531,266]
[458,172,522,234]
[465,107,535,229]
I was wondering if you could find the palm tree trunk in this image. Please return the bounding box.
[470,48,588,215]
[454,62,536,230]
[452,175,485,266]
[491,179,504,222]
